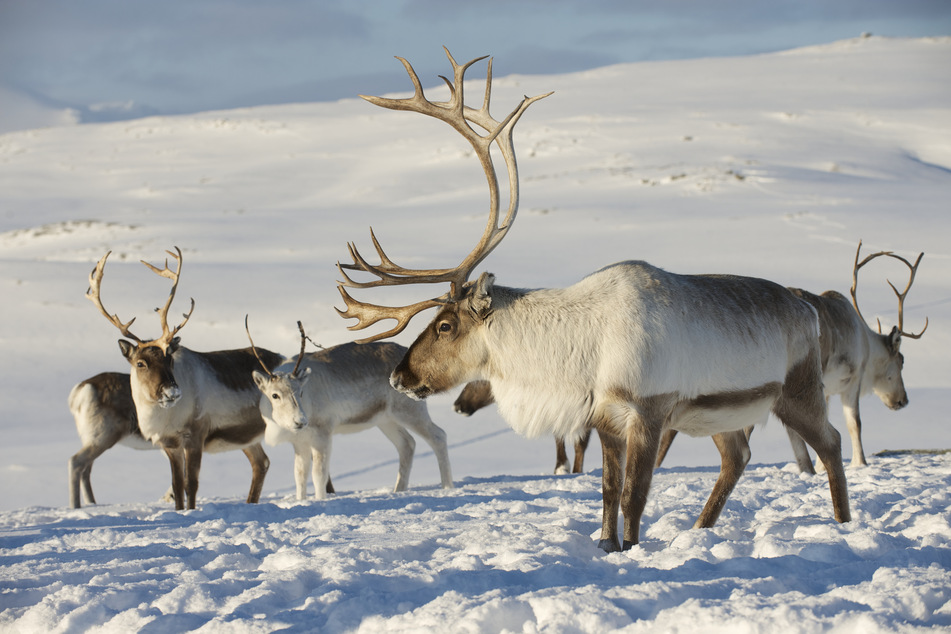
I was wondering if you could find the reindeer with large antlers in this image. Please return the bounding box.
[337,49,851,552]
[249,320,453,500]
[86,247,283,510]
[655,241,929,473]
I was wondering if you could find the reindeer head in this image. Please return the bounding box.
[850,240,928,410]
[249,319,312,431]
[336,49,550,398]
[87,247,194,409]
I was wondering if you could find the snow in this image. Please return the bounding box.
[1,36,950,631]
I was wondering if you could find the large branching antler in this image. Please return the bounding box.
[850,240,928,339]
[86,247,195,353]
[336,47,552,343]
[87,251,146,345]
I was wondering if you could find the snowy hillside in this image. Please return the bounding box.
[1,37,950,631]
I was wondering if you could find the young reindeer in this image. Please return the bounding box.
[86,247,282,510]
[454,380,592,475]
[654,241,928,473]
[335,49,851,553]
[249,320,453,500]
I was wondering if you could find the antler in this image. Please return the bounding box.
[140,247,195,349]
[245,315,274,378]
[292,321,308,376]
[86,251,146,345]
[337,47,552,343]
[850,240,928,339]
[86,247,195,353]
[246,318,312,378]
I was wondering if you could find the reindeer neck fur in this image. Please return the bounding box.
[478,261,819,440]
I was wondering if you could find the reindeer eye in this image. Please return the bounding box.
[438,321,453,333]
[271,393,281,401]
[136,361,147,369]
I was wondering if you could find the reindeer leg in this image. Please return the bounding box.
[311,429,333,501]
[695,431,750,528]
[379,422,416,492]
[572,429,591,473]
[620,418,663,550]
[163,446,186,510]
[293,438,312,500]
[397,406,454,489]
[597,429,625,552]
[774,357,851,523]
[242,443,269,504]
[842,387,868,468]
[654,429,678,468]
[69,446,105,508]
[554,437,570,475]
[183,445,202,510]
[785,427,816,474]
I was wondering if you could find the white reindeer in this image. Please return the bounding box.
[654,242,928,473]
[335,49,850,552]
[86,247,281,510]
[454,380,592,475]
[249,321,454,500]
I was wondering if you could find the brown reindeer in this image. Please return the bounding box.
[86,247,281,510]
[454,380,591,474]
[655,241,928,473]
[335,49,850,552]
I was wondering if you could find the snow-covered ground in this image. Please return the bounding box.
[1,37,949,631]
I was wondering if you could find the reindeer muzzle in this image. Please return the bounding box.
[158,384,182,408]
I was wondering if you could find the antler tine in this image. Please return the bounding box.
[292,321,308,376]
[140,246,195,349]
[850,240,929,339]
[245,315,275,378]
[883,251,929,339]
[335,285,446,344]
[339,49,550,341]
[85,250,146,344]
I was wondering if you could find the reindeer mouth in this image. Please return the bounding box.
[390,373,431,400]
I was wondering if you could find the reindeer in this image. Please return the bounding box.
[334,49,850,553]
[249,320,453,500]
[86,247,282,510]
[454,380,591,474]
[68,372,152,508]
[654,242,928,473]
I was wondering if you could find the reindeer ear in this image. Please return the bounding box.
[887,325,902,353]
[296,367,312,385]
[252,370,269,392]
[118,339,136,361]
[468,272,495,320]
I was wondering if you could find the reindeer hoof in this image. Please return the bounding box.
[598,538,622,553]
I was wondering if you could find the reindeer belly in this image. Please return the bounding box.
[203,413,265,453]
[669,382,782,438]
[118,434,156,451]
